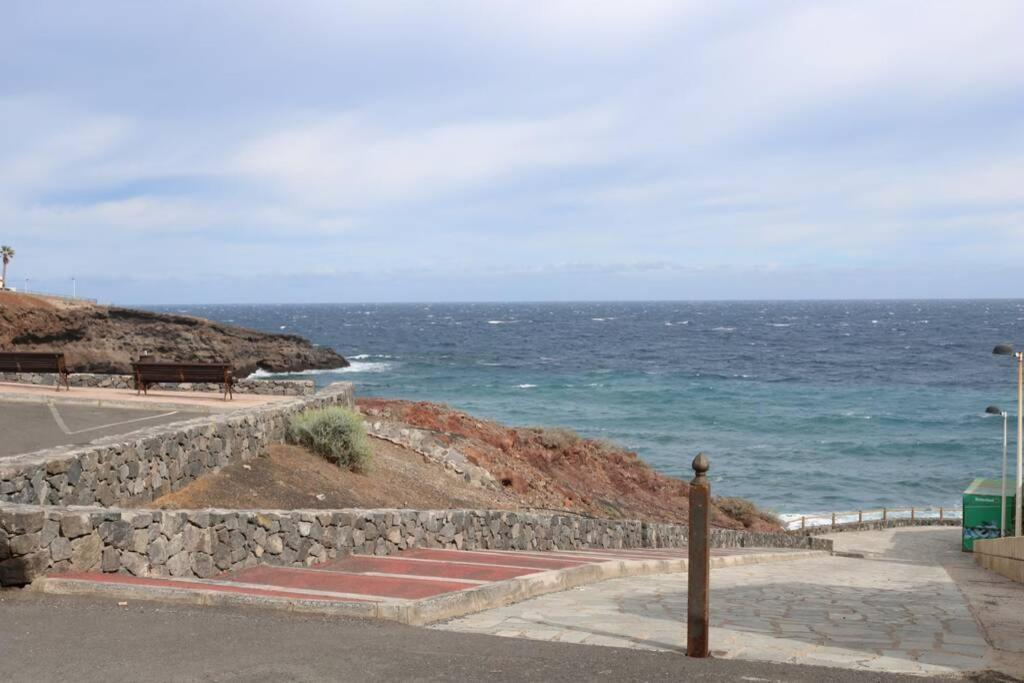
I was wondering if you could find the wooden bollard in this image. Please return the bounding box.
[831,512,836,528]
[911,507,916,521]
[801,516,806,530]
[939,507,944,521]
[687,453,711,658]
[858,510,863,523]
[882,507,887,522]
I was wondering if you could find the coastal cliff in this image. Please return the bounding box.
[0,292,347,375]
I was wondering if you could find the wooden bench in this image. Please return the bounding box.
[131,362,234,400]
[0,351,70,391]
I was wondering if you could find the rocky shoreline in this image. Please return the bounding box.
[0,292,347,375]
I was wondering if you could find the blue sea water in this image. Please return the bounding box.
[153,301,1024,516]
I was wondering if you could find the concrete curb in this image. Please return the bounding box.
[34,549,828,625]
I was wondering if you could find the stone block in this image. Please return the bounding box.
[101,546,120,573]
[10,532,41,556]
[131,529,149,554]
[121,551,148,576]
[166,552,190,577]
[147,537,169,566]
[191,552,215,578]
[99,520,133,549]
[49,540,73,561]
[70,532,102,571]
[0,550,49,585]
[1,509,45,534]
[265,534,284,554]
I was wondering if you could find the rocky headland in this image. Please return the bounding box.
[0,291,347,375]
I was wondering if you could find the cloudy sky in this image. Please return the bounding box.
[2,1,1022,304]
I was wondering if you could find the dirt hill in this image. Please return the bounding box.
[0,291,347,375]
[358,398,781,531]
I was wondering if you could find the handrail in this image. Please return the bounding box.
[785,505,963,531]
[0,289,97,304]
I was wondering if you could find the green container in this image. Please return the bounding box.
[962,478,1016,552]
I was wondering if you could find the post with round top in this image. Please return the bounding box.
[687,452,711,658]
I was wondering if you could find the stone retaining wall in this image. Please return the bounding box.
[0,372,314,396]
[0,377,833,587]
[0,382,355,508]
[0,504,830,586]
[364,419,498,490]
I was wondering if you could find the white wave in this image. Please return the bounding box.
[591,317,615,322]
[516,383,537,389]
[712,326,736,332]
[350,354,371,359]
[768,323,791,327]
[248,361,393,379]
[335,361,394,374]
[779,508,961,530]
[487,320,516,325]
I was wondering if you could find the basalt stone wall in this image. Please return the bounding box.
[0,376,832,587]
[0,372,315,396]
[0,382,355,508]
[0,505,831,586]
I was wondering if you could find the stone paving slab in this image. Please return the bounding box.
[434,527,1018,678]
[36,545,823,626]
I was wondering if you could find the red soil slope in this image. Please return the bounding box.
[358,398,779,532]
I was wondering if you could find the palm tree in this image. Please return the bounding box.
[0,246,13,290]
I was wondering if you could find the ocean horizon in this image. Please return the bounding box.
[153,299,1024,518]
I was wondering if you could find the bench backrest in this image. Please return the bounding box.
[132,363,233,384]
[0,352,66,373]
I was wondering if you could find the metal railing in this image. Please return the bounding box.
[1,288,97,304]
[783,506,963,531]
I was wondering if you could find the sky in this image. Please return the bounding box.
[1,1,1022,304]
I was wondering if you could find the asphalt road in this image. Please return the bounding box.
[0,400,203,457]
[0,590,967,683]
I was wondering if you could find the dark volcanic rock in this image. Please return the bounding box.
[0,292,347,375]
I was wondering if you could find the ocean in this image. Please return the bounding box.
[153,300,1024,517]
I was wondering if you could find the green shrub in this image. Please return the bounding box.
[716,496,780,529]
[534,427,582,451]
[286,407,372,472]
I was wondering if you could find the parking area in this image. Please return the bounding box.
[0,399,206,458]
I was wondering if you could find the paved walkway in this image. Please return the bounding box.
[435,527,1024,678]
[37,546,818,625]
[0,381,290,412]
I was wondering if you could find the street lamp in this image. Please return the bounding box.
[985,405,1009,537]
[993,344,1023,536]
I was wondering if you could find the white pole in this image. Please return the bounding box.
[1017,353,1023,537]
[1002,412,1008,536]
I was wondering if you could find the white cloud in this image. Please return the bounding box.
[233,108,618,209]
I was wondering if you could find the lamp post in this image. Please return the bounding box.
[985,405,1009,537]
[993,345,1023,536]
